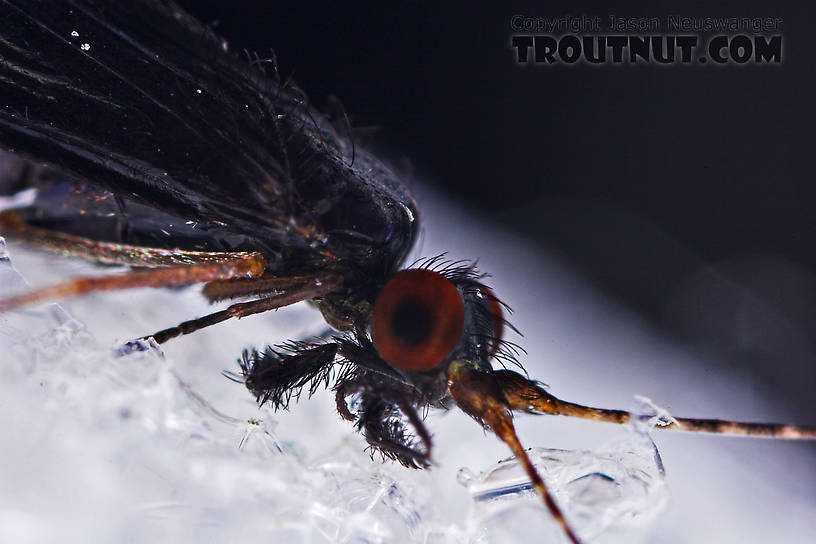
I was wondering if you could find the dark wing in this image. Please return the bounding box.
[0,1,418,277]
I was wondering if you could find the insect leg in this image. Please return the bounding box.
[334,381,359,422]
[148,276,342,344]
[354,393,433,469]
[336,370,433,469]
[201,275,341,303]
[0,210,262,267]
[400,401,433,463]
[447,360,582,544]
[234,342,341,409]
[0,257,266,313]
[494,369,816,440]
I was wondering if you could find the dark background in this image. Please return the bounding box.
[178,1,816,415]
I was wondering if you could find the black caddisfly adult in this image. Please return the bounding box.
[0,3,813,543]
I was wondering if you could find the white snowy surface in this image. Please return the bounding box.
[0,187,814,543]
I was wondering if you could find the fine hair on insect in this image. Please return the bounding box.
[0,3,814,543]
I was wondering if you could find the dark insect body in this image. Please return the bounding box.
[0,3,813,543]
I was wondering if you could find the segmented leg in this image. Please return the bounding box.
[335,377,433,469]
[148,275,343,344]
[234,341,341,409]
[0,256,267,312]
[399,401,433,464]
[0,210,257,267]
[495,369,816,440]
[201,275,337,302]
[358,395,432,469]
[335,382,358,422]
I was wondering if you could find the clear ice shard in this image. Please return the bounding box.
[458,397,670,542]
[1,236,80,365]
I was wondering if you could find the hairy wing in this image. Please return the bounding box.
[1,1,293,228]
[0,0,418,276]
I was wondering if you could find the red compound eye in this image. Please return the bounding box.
[372,269,465,371]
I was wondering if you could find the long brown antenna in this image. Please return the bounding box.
[495,369,816,440]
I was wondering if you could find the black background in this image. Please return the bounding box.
[177,1,816,414]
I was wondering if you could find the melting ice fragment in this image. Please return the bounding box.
[459,397,671,541]
[0,240,80,367]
